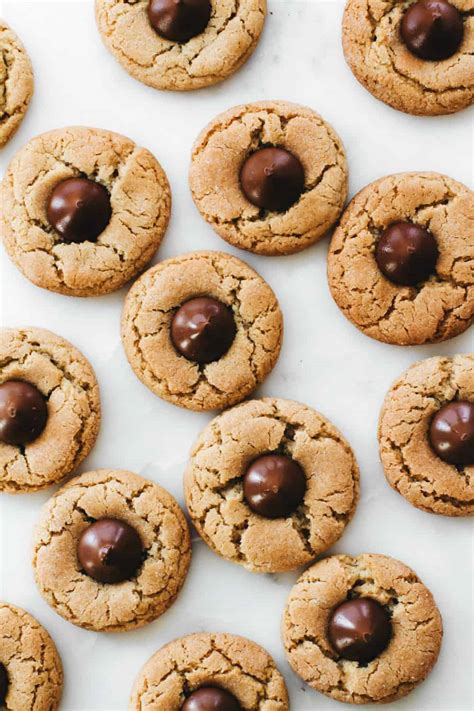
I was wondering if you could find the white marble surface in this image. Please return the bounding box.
[0,1,472,710]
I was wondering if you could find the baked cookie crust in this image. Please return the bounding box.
[189,101,348,255]
[342,0,474,115]
[327,172,474,345]
[185,398,359,572]
[0,327,100,493]
[282,553,443,704]
[95,0,266,91]
[0,22,33,148]
[0,126,171,296]
[32,469,191,632]
[379,355,474,516]
[0,602,63,711]
[130,632,289,710]
[121,251,283,411]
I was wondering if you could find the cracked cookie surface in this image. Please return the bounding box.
[95,0,266,91]
[121,251,283,411]
[0,22,33,148]
[32,469,191,632]
[327,172,474,345]
[379,355,474,516]
[342,0,474,115]
[0,602,63,711]
[130,632,289,710]
[189,101,348,256]
[0,126,171,296]
[0,327,100,493]
[282,553,442,704]
[185,398,359,572]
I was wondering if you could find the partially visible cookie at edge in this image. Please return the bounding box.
[190,101,348,255]
[0,22,34,147]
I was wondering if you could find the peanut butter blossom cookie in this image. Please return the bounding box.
[185,398,359,572]
[282,554,443,704]
[327,172,474,345]
[130,632,289,710]
[379,355,474,516]
[0,126,171,296]
[0,327,100,493]
[342,0,474,115]
[189,101,348,256]
[32,469,191,632]
[95,0,266,91]
[0,22,33,148]
[0,602,63,711]
[121,251,283,411]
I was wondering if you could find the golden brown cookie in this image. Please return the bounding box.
[95,0,266,91]
[189,101,348,255]
[0,327,100,493]
[121,251,283,411]
[185,398,359,572]
[342,0,474,115]
[0,126,171,296]
[282,553,443,704]
[379,355,474,516]
[129,632,289,710]
[0,22,33,148]
[32,469,191,632]
[327,172,474,345]
[0,602,63,711]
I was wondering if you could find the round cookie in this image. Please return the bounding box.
[342,0,474,115]
[0,327,100,493]
[0,602,63,711]
[95,0,266,92]
[282,553,443,704]
[0,22,33,148]
[32,469,191,632]
[121,251,283,411]
[379,354,474,516]
[185,398,359,573]
[130,632,289,710]
[327,172,474,345]
[0,126,171,296]
[189,101,348,256]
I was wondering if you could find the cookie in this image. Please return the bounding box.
[95,0,266,91]
[0,126,171,296]
[282,553,443,704]
[185,398,359,573]
[32,469,191,632]
[342,0,474,115]
[0,327,100,493]
[327,172,474,346]
[121,251,283,411]
[130,632,289,710]
[189,101,348,256]
[379,355,474,516]
[0,22,33,148]
[0,602,63,711]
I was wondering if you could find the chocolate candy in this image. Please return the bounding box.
[77,518,143,584]
[171,297,236,364]
[240,147,305,212]
[0,380,48,446]
[47,177,112,244]
[328,598,392,664]
[375,221,438,286]
[429,401,474,465]
[148,0,211,43]
[243,453,306,519]
[0,663,8,706]
[182,687,242,711]
[401,0,464,61]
